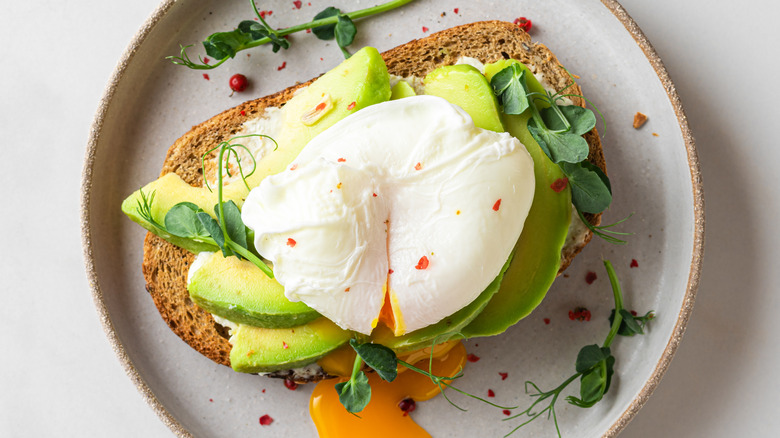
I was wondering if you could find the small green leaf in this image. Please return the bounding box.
[609,309,654,337]
[214,201,248,252]
[335,371,371,413]
[560,161,612,214]
[203,29,254,59]
[165,202,209,239]
[197,211,230,257]
[490,64,529,115]
[335,14,357,57]
[576,362,608,406]
[540,105,596,136]
[574,344,609,373]
[528,122,590,164]
[237,20,269,40]
[312,7,340,40]
[350,339,398,382]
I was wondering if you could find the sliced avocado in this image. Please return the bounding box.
[423,64,504,132]
[390,80,417,99]
[121,47,391,252]
[229,317,351,373]
[121,173,224,253]
[371,257,510,353]
[461,60,572,338]
[188,252,319,328]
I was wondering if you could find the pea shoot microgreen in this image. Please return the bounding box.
[504,260,653,437]
[168,0,415,69]
[490,63,629,242]
[134,135,273,278]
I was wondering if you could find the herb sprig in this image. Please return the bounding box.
[490,64,632,245]
[504,260,653,437]
[135,136,273,278]
[168,0,415,69]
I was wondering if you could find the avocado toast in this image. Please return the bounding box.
[124,21,606,382]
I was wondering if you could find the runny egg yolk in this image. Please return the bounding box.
[310,341,468,437]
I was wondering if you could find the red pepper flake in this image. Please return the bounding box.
[282,341,289,349]
[347,101,356,110]
[259,414,274,426]
[372,193,377,197]
[492,199,502,211]
[414,162,422,171]
[499,372,508,380]
[415,256,429,270]
[388,269,394,274]
[262,389,266,393]
[202,73,210,80]
[240,110,246,116]
[454,8,459,14]
[466,353,480,363]
[568,307,592,322]
[314,102,327,112]
[543,318,551,325]
[259,10,273,18]
[422,26,429,33]
[320,57,324,61]
[630,259,639,268]
[203,57,210,64]
[287,238,297,247]
[344,287,350,292]
[502,409,511,416]
[487,389,495,397]
[630,310,638,316]
[277,61,287,71]
[337,157,346,162]
[585,271,597,284]
[289,163,298,171]
[514,17,532,33]
[209,398,213,402]
[398,398,416,416]
[293,0,302,9]
[551,177,569,192]
[284,378,298,390]
[306,28,312,33]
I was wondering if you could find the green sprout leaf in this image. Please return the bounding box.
[197,212,229,256]
[527,122,591,164]
[335,371,372,414]
[490,64,530,115]
[164,202,210,240]
[214,200,248,254]
[609,309,655,336]
[350,339,398,382]
[312,7,340,39]
[540,105,596,136]
[560,161,612,214]
[335,14,357,58]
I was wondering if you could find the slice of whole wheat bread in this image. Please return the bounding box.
[141,21,605,381]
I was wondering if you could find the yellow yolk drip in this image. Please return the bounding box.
[310,341,468,437]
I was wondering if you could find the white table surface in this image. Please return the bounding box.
[1,0,777,436]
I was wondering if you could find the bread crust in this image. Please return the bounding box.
[140,21,606,376]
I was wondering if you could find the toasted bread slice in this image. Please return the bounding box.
[141,21,605,380]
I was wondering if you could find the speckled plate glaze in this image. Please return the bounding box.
[81,1,702,436]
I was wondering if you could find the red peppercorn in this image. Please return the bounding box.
[514,17,532,33]
[283,378,298,390]
[398,398,416,416]
[229,74,248,93]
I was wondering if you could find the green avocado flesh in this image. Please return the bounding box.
[229,317,351,373]
[423,64,505,132]
[390,80,417,99]
[461,59,571,338]
[188,252,319,328]
[120,47,391,252]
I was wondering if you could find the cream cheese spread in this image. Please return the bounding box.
[241,96,535,335]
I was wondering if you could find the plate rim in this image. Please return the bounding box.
[79,1,704,437]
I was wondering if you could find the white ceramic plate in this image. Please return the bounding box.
[82,0,702,436]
